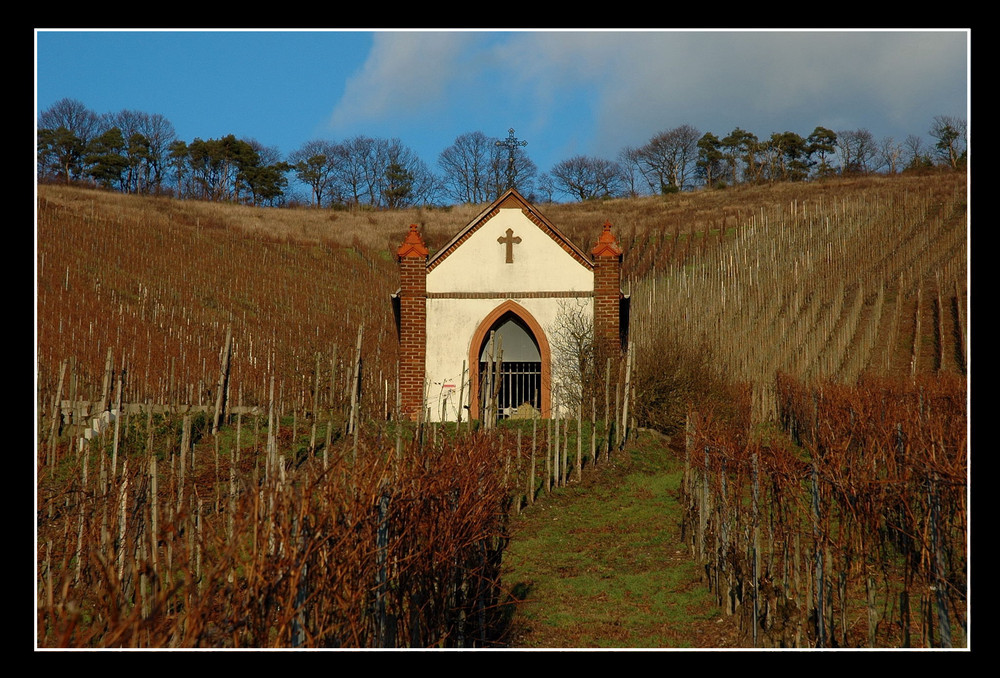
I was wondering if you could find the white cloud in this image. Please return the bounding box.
[325,29,967,168]
[328,31,479,130]
[579,30,967,149]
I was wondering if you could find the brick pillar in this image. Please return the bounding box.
[397,224,428,420]
[591,221,623,355]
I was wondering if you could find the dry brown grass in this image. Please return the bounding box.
[35,171,967,426]
[37,184,488,253]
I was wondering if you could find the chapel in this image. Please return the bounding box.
[393,188,627,422]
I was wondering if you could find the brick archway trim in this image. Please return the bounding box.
[468,300,551,420]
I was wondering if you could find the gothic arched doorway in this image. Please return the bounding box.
[469,301,551,420]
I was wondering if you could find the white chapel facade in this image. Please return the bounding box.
[394,188,625,422]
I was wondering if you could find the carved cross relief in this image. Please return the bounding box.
[498,228,522,264]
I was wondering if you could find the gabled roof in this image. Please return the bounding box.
[425,188,594,273]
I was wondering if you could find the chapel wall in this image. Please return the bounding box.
[423,296,593,422]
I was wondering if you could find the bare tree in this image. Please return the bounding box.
[903,134,930,170]
[139,113,177,193]
[38,97,102,148]
[929,115,967,170]
[550,300,595,414]
[836,128,878,175]
[289,140,339,207]
[879,136,903,174]
[637,124,701,192]
[332,135,375,207]
[438,131,494,204]
[382,138,439,207]
[487,142,536,200]
[550,155,622,201]
[535,173,556,203]
[106,110,158,193]
[37,98,103,183]
[617,146,645,197]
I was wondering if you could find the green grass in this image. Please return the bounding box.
[500,430,745,649]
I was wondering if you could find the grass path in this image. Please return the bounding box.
[500,430,745,649]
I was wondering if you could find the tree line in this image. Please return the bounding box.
[553,118,967,201]
[37,97,966,207]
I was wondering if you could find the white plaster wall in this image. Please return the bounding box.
[423,296,594,422]
[427,208,593,294]
[421,207,595,422]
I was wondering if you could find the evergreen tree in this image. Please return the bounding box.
[807,127,838,178]
[38,126,84,183]
[382,161,414,209]
[84,127,129,190]
[696,132,725,187]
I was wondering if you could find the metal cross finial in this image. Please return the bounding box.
[496,128,527,190]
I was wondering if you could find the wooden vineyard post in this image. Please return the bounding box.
[603,357,611,462]
[310,351,320,457]
[68,356,79,443]
[117,458,128,587]
[929,471,953,647]
[325,347,337,470]
[698,445,708,564]
[751,448,760,648]
[457,360,466,427]
[347,325,365,439]
[553,401,561,487]
[562,418,569,486]
[613,379,620,458]
[214,433,221,513]
[575,401,582,483]
[794,532,803,647]
[719,454,731,615]
[590,396,597,468]
[955,278,966,371]
[935,272,945,372]
[375,488,391,647]
[100,347,113,414]
[184,414,195,473]
[177,415,188,513]
[545,418,551,495]
[515,428,522,514]
[266,376,276,482]
[395,385,403,467]
[811,463,825,647]
[228,387,238,569]
[111,369,123,479]
[213,326,232,435]
[620,341,632,451]
[911,284,922,377]
[47,359,67,470]
[684,411,694,555]
[483,333,494,431]
[529,416,536,505]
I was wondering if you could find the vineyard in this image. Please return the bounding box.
[35,171,968,648]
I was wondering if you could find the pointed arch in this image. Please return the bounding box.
[469,300,551,420]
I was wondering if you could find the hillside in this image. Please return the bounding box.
[34,173,969,649]
[35,172,967,425]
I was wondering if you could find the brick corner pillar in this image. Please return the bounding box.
[591,221,623,355]
[397,224,428,420]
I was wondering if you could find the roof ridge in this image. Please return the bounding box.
[425,189,593,272]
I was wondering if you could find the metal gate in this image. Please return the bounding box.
[479,360,540,419]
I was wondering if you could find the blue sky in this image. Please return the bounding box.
[35,29,969,187]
